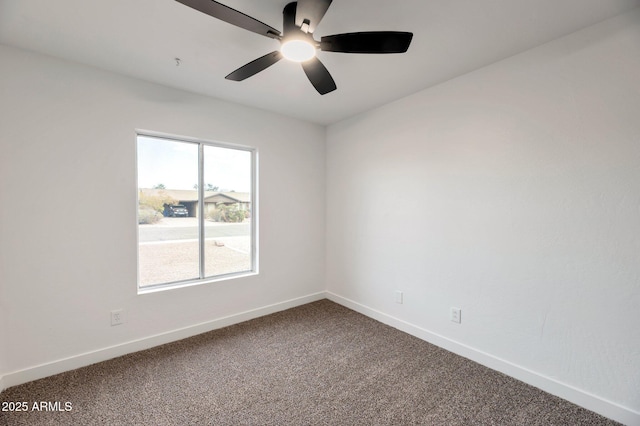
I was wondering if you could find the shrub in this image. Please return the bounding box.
[207,204,246,223]
[227,208,246,223]
[138,206,163,224]
[207,207,225,222]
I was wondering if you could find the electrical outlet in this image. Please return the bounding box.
[450,307,461,324]
[111,309,125,326]
[395,291,403,304]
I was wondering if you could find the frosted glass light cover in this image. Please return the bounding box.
[281,40,316,62]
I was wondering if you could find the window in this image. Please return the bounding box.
[136,133,256,291]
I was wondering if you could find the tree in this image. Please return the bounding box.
[194,184,219,191]
[153,183,166,189]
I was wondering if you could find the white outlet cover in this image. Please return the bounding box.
[395,291,403,304]
[111,309,125,326]
[451,307,461,324]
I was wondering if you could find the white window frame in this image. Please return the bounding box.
[135,130,258,294]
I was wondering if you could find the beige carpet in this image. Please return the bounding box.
[0,300,619,425]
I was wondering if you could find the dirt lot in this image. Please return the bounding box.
[138,239,252,287]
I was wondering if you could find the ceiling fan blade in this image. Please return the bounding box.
[176,0,281,39]
[295,0,332,34]
[282,2,298,36]
[225,51,283,81]
[321,32,413,53]
[301,57,336,95]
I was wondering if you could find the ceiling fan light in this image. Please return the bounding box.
[281,40,316,62]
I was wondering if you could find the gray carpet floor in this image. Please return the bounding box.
[0,300,620,425]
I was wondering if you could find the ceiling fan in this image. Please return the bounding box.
[175,0,413,95]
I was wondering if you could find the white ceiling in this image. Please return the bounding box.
[1,0,638,125]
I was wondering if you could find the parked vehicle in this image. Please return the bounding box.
[164,204,189,217]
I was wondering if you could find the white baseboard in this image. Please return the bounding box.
[3,291,638,425]
[0,292,325,393]
[326,291,640,426]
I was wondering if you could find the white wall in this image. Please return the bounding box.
[0,45,325,385]
[2,7,640,424]
[0,294,6,392]
[326,9,640,424]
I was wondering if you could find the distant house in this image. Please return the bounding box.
[138,188,251,218]
[204,192,251,212]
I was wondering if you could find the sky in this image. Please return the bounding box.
[137,135,252,192]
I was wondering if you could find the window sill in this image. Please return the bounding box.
[137,270,258,295]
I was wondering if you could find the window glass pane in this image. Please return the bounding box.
[203,145,253,277]
[137,136,199,287]
[136,134,255,291]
